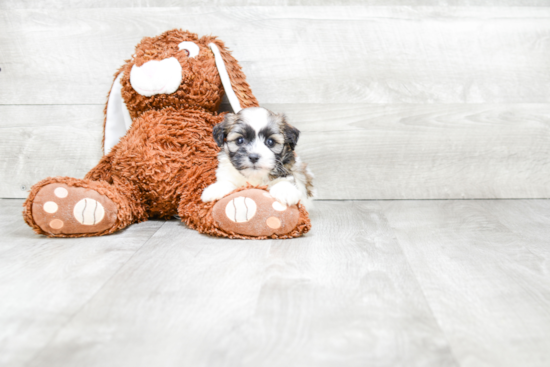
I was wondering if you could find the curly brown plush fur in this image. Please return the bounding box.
[22,29,311,239]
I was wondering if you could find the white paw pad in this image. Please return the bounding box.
[272,201,287,211]
[43,201,58,213]
[225,197,257,223]
[54,187,68,198]
[73,198,105,225]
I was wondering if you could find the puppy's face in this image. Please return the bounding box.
[213,107,300,179]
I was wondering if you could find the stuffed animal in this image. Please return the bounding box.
[22,29,311,239]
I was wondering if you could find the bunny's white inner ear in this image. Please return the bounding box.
[104,73,133,154]
[209,43,242,113]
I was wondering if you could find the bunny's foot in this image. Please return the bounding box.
[23,179,119,237]
[211,188,305,238]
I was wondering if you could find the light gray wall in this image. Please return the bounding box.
[2,3,550,199]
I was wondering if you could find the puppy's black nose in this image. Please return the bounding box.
[248,153,260,164]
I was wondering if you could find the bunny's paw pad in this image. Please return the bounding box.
[212,189,299,237]
[32,183,117,235]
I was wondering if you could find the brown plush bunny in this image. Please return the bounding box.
[22,29,311,239]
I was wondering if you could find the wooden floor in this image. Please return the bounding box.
[2,198,549,367]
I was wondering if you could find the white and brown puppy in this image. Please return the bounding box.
[201,107,315,207]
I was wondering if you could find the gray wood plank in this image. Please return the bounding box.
[3,103,550,200]
[290,103,550,200]
[3,0,550,8]
[23,202,457,367]
[382,200,550,367]
[0,105,104,198]
[2,7,550,104]
[0,199,165,367]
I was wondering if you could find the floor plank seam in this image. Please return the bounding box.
[21,221,168,367]
[383,215,463,367]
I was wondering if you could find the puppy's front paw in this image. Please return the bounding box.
[201,182,236,202]
[269,181,302,206]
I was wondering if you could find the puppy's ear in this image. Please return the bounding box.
[282,117,300,150]
[213,113,236,147]
[213,121,227,147]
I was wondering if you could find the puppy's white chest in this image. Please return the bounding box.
[242,173,271,187]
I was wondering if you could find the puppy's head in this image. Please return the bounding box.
[213,107,300,179]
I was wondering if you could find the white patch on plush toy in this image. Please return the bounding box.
[104,73,133,154]
[43,201,58,214]
[130,57,182,97]
[209,43,242,113]
[272,201,287,211]
[225,197,257,223]
[73,198,105,225]
[178,41,200,58]
[54,187,68,198]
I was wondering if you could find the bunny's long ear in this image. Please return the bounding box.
[209,41,259,113]
[103,71,133,155]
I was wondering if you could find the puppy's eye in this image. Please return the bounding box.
[236,137,244,145]
[266,138,275,147]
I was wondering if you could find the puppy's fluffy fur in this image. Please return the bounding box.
[201,107,315,207]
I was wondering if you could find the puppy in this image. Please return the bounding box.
[201,107,315,207]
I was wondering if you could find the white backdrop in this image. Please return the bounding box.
[1,1,550,199]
